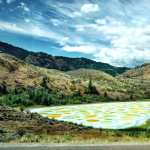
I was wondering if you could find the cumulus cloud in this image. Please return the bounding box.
[94,48,150,67]
[94,21,150,66]
[81,3,100,13]
[64,15,150,66]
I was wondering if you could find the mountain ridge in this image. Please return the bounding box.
[0,41,128,76]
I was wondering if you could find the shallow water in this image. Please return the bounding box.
[30,102,150,129]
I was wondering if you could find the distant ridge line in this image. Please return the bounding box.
[0,41,129,76]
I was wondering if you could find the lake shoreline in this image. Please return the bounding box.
[0,106,150,143]
[27,100,150,111]
[28,102,150,130]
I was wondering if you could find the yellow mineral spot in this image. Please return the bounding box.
[87,119,99,122]
[86,115,97,118]
[48,114,62,119]
[123,115,135,122]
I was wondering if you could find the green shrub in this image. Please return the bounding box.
[0,86,109,107]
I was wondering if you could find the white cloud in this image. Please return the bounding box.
[24,18,30,23]
[72,11,82,18]
[59,37,69,46]
[0,21,27,34]
[20,2,30,12]
[93,21,150,66]
[63,45,98,54]
[94,48,150,67]
[6,0,15,4]
[24,7,30,12]
[0,21,67,44]
[51,19,61,26]
[76,25,85,32]
[72,16,150,66]
[95,19,107,25]
[81,3,100,13]
[75,23,99,32]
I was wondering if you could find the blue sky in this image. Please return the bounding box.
[0,0,150,67]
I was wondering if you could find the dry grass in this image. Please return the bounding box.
[12,130,150,144]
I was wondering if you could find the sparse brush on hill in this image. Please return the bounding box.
[0,53,106,107]
[68,68,150,100]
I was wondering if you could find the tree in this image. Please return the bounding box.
[116,96,120,101]
[130,94,134,100]
[88,78,99,95]
[41,76,49,89]
[0,81,7,94]
[88,78,93,94]
[104,91,108,97]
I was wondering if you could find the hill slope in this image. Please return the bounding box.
[68,68,150,100]
[67,69,120,91]
[67,69,117,82]
[0,41,128,76]
[0,53,85,95]
[0,52,149,106]
[120,63,150,80]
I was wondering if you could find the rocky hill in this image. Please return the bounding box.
[0,41,128,76]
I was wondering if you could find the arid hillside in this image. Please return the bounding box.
[0,53,85,95]
[120,63,150,80]
[0,52,149,105]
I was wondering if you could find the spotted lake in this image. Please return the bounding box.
[30,102,150,129]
